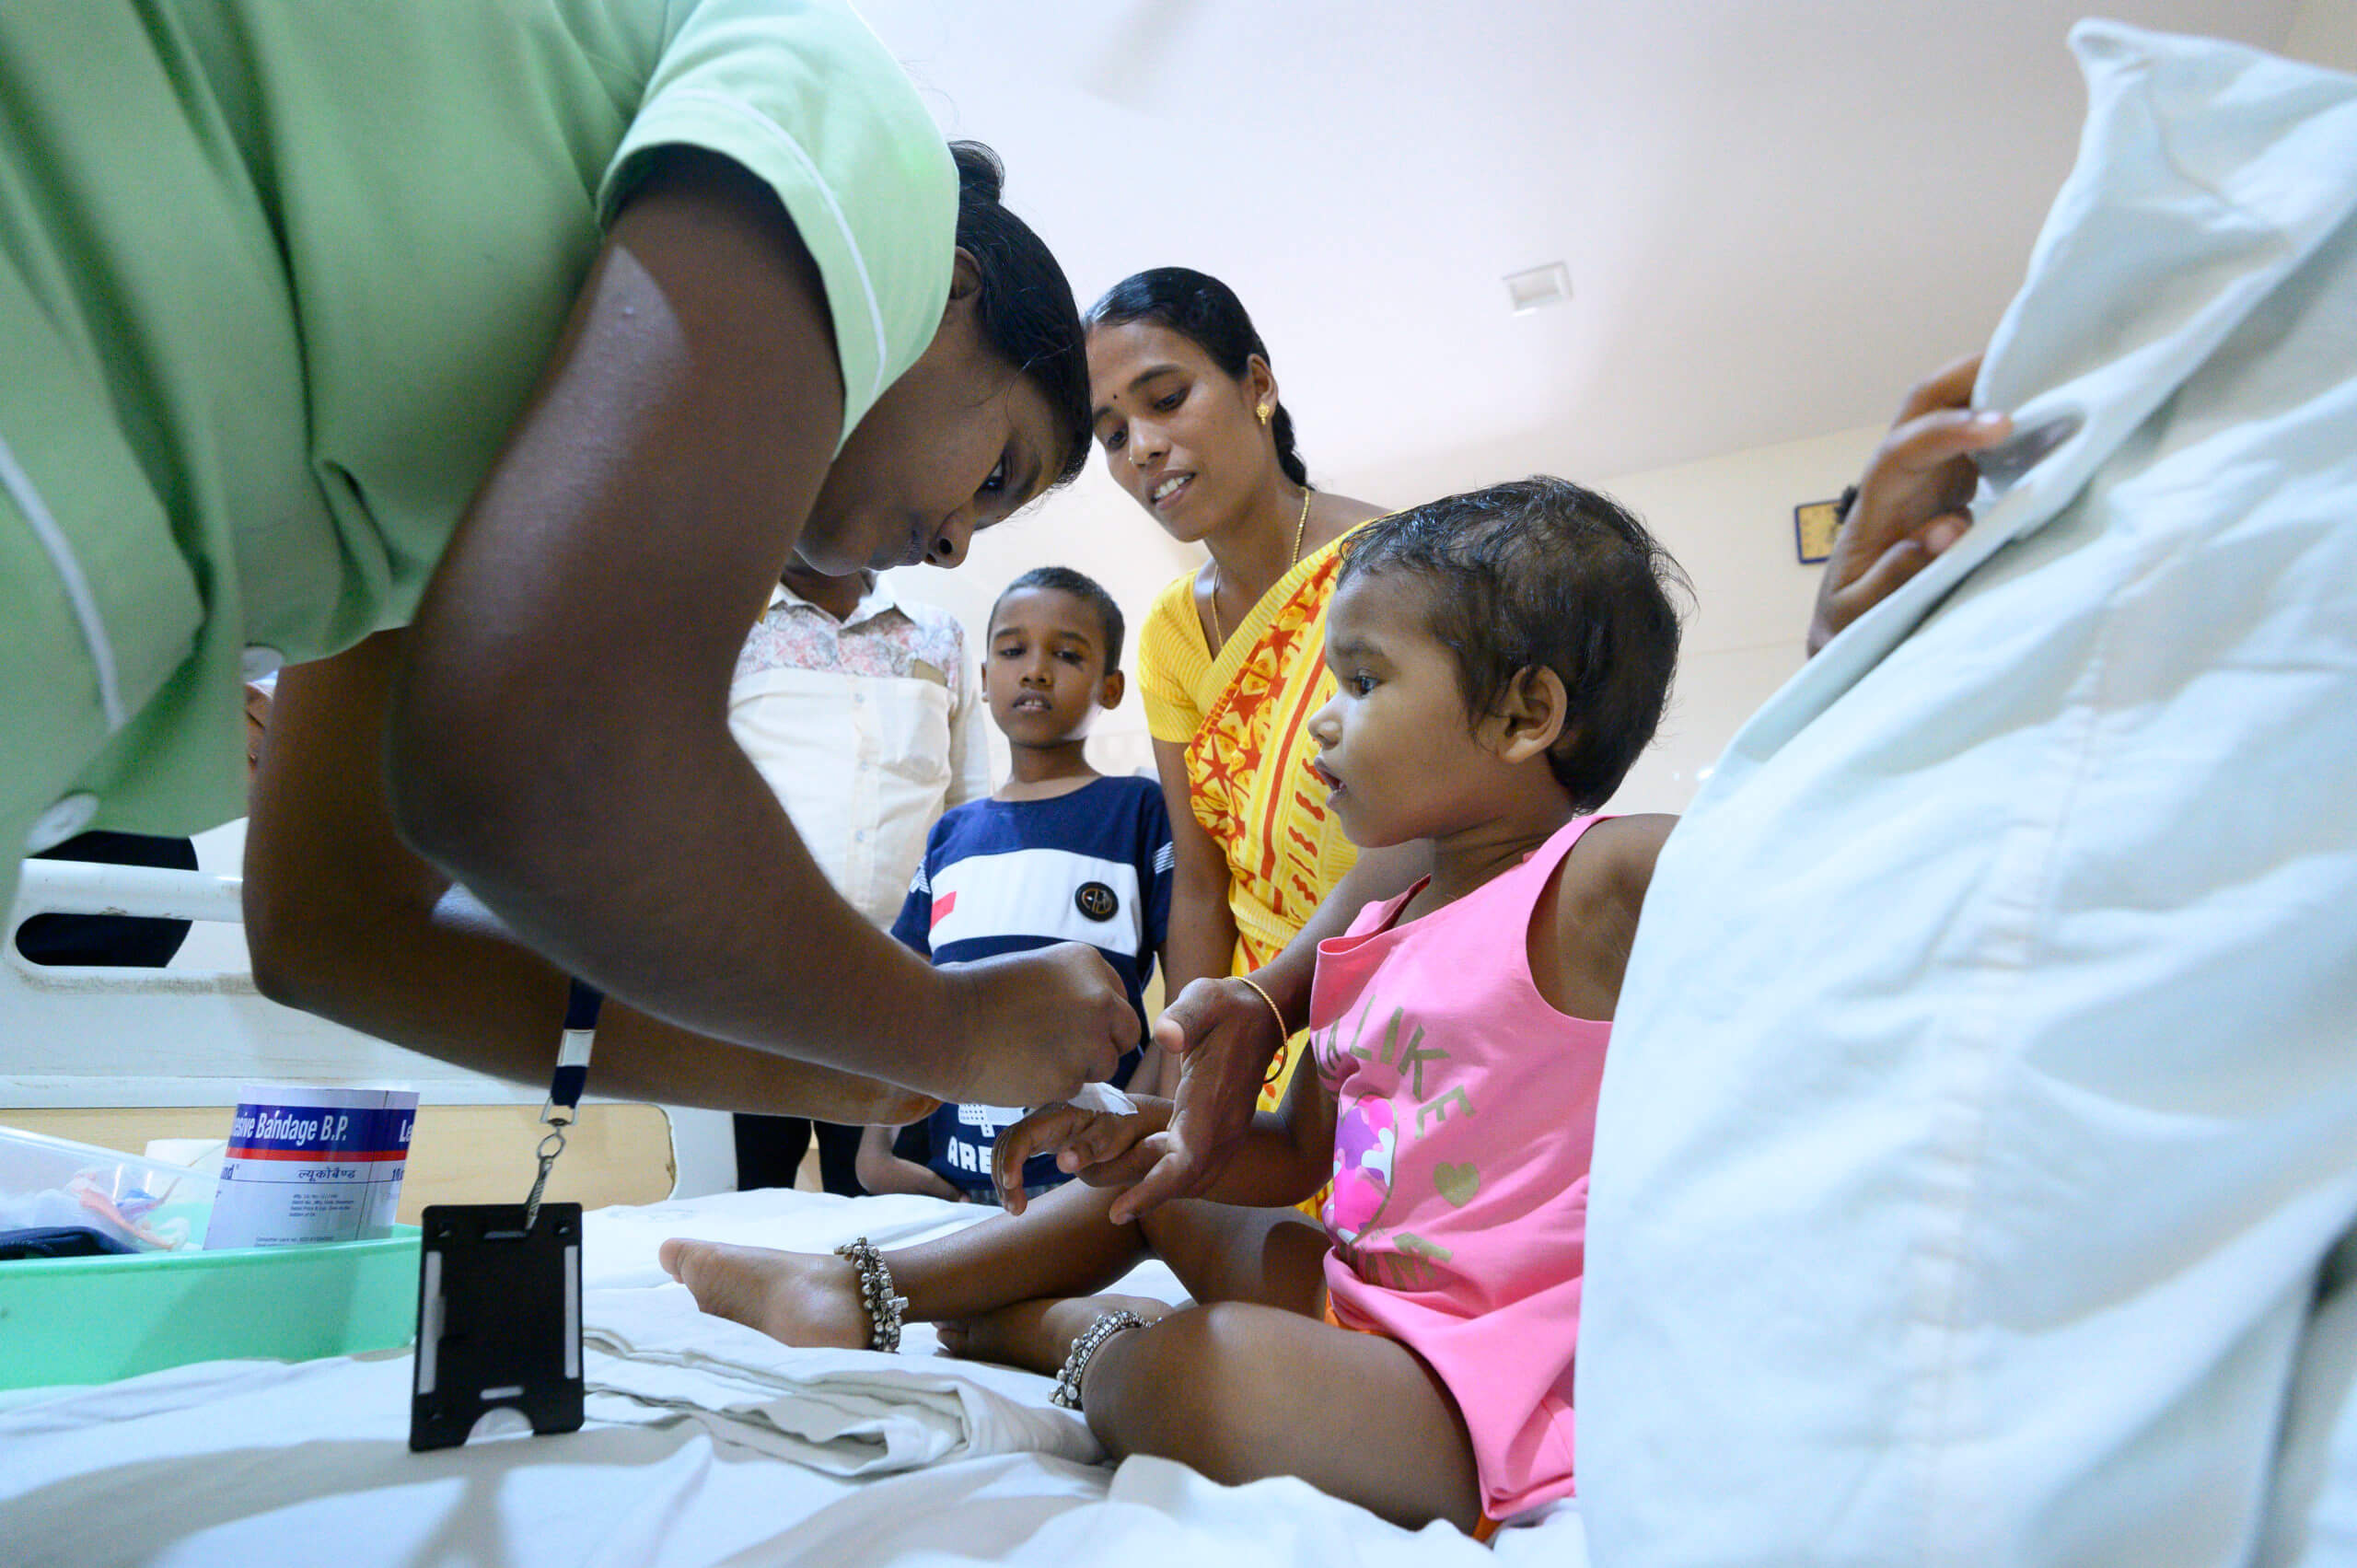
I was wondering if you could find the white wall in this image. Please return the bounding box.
[1594,423,1885,815]
[879,467,1198,785]
[2289,0,2357,70]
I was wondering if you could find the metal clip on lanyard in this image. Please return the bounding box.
[523,978,602,1232]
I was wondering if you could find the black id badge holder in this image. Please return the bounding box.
[409,981,601,1452]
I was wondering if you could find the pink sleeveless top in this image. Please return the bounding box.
[1311,813,1612,1518]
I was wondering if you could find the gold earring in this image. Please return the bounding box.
[1258,404,1272,425]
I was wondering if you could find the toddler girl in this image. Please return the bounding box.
[661,475,1688,1538]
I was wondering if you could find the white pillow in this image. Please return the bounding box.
[1577,22,2357,1568]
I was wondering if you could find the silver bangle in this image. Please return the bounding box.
[834,1236,909,1353]
[1050,1308,1147,1410]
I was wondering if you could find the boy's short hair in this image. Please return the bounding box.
[1338,476,1689,810]
[990,565,1126,673]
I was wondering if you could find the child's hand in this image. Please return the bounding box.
[1106,977,1287,1225]
[1808,354,2014,656]
[990,1097,1173,1214]
[941,944,1134,1105]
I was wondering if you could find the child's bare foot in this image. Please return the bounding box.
[936,1293,1173,1375]
[657,1237,872,1350]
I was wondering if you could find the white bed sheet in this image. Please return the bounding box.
[0,1187,1583,1566]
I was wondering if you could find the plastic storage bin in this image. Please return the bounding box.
[0,1227,422,1389]
[0,1125,419,1388]
[0,1124,217,1252]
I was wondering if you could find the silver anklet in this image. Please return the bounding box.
[1050,1308,1147,1410]
[833,1236,908,1353]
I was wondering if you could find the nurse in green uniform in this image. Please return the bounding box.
[0,0,1134,1115]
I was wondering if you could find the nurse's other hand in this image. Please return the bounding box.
[945,944,1131,1107]
[1107,977,1284,1225]
[1809,354,2013,656]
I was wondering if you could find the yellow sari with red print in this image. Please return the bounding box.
[1135,524,1369,1112]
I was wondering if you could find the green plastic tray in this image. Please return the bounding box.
[0,1227,421,1389]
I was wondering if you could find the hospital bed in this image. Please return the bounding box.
[1,861,1577,1566]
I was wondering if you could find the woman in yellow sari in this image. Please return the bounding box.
[1087,269,1423,1118]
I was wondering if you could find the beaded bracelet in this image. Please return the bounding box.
[1049,1308,1147,1410]
[833,1236,908,1353]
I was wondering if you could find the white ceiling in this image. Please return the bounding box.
[853,0,2305,492]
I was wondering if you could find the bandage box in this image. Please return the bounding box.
[206,1084,418,1249]
[0,1226,422,1390]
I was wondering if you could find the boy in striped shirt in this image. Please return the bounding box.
[861,568,1173,1202]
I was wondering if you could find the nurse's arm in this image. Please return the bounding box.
[373,149,1123,1107]
[245,630,939,1123]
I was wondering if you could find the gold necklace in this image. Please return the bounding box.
[1211,485,1312,652]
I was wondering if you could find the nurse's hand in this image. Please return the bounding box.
[945,944,1132,1108]
[1104,976,1286,1224]
[1808,354,2014,656]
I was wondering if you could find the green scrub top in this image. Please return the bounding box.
[0,0,954,876]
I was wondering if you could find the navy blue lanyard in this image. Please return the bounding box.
[551,978,602,1115]
[524,978,602,1229]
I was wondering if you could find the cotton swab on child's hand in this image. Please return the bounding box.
[1066,1081,1137,1117]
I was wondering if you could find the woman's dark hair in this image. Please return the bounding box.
[1086,266,1309,488]
[992,564,1126,673]
[1338,477,1690,810]
[951,143,1090,490]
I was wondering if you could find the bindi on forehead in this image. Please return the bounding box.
[1093,364,1188,424]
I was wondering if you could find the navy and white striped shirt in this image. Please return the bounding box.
[889,775,1175,1195]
